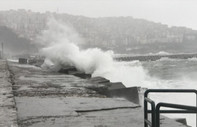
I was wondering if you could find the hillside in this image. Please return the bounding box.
[0,25,37,56]
[0,9,197,54]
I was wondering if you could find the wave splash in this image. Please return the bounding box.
[38,18,150,87]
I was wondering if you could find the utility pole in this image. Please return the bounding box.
[1,43,3,59]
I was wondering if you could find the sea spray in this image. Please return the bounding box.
[38,18,150,86]
[41,42,114,74]
[38,18,112,74]
[37,18,84,47]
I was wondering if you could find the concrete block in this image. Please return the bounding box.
[107,87,140,104]
[175,118,188,126]
[58,67,77,74]
[68,71,91,79]
[105,82,126,90]
[19,58,27,64]
[88,76,110,84]
[137,87,148,106]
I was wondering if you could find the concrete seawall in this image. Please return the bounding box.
[0,60,189,127]
[0,60,18,127]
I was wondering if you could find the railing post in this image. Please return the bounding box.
[144,91,148,127]
[156,103,161,127]
[144,99,148,127]
[151,101,156,127]
[144,90,156,127]
[196,91,197,127]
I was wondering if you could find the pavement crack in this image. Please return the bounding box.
[75,106,141,113]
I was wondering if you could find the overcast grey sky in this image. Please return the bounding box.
[1,0,197,30]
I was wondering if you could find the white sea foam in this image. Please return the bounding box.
[188,57,197,61]
[148,51,171,56]
[156,57,184,62]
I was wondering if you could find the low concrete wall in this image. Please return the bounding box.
[106,87,140,104]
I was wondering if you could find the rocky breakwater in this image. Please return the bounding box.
[6,60,189,127]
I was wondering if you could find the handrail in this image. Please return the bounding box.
[144,89,197,127]
[145,89,197,97]
[156,102,197,127]
[144,97,156,127]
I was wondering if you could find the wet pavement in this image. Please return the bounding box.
[0,60,188,127]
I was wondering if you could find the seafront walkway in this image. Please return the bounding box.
[0,60,188,127]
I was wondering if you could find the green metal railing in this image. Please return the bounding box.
[144,89,197,127]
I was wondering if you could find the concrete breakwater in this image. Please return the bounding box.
[115,53,197,61]
[58,67,141,105]
[0,60,189,127]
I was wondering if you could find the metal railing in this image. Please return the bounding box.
[144,89,197,127]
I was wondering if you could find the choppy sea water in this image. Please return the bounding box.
[98,57,197,127]
[125,57,197,127]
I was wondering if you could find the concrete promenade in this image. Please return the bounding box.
[0,60,188,127]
